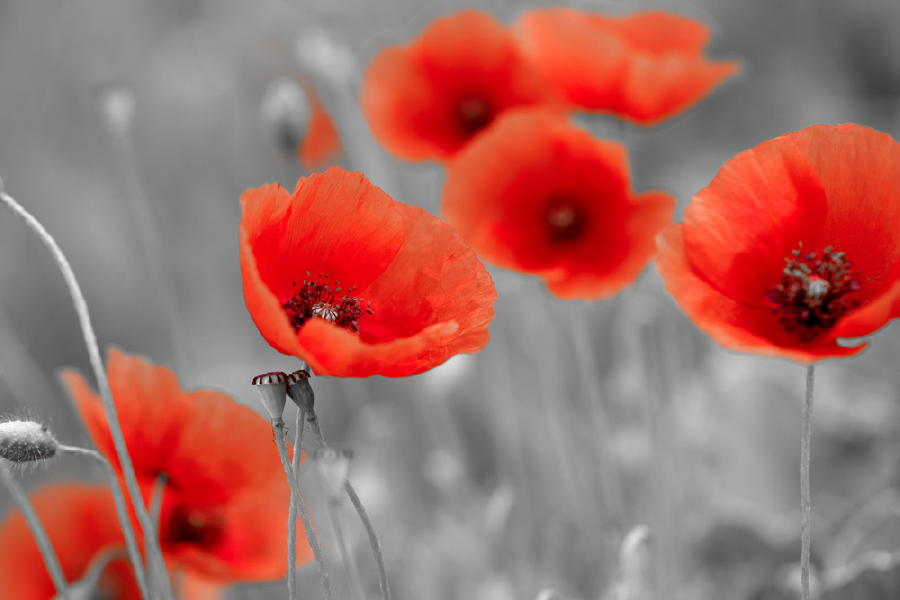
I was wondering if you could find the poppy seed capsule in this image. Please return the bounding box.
[251,372,289,421]
[287,369,315,412]
[0,419,58,462]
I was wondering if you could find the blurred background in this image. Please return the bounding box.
[2,0,900,598]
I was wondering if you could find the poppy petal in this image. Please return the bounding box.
[657,224,864,362]
[297,81,343,171]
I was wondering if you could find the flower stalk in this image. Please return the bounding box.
[272,417,332,600]
[0,186,175,600]
[801,365,815,600]
[57,444,150,600]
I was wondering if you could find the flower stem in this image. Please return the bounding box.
[58,445,149,600]
[326,497,367,600]
[0,460,71,600]
[0,187,175,600]
[287,410,306,600]
[272,418,332,600]
[307,412,391,600]
[801,364,815,600]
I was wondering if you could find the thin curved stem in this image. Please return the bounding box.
[327,498,366,600]
[273,418,332,600]
[286,410,306,600]
[308,412,391,600]
[57,445,149,600]
[0,187,174,600]
[801,365,815,600]
[0,460,71,600]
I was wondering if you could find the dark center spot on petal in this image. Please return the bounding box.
[163,505,225,550]
[546,200,587,243]
[457,96,493,136]
[282,273,373,335]
[765,244,861,342]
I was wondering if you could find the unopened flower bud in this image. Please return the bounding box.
[252,372,289,421]
[97,82,136,138]
[260,76,311,155]
[0,419,58,463]
[287,369,315,413]
[313,447,352,502]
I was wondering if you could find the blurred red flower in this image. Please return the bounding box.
[240,166,496,376]
[297,81,343,171]
[442,109,675,300]
[361,9,560,161]
[0,483,141,600]
[657,124,900,362]
[515,9,738,125]
[62,349,312,583]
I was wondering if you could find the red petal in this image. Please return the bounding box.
[0,484,140,600]
[683,135,829,305]
[657,224,864,362]
[616,10,711,54]
[295,202,496,377]
[240,167,405,358]
[361,9,558,161]
[443,108,674,300]
[297,81,343,171]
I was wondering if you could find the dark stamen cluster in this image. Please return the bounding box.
[282,273,373,334]
[765,244,861,342]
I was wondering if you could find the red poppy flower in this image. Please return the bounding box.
[240,166,496,377]
[61,348,313,583]
[442,108,675,300]
[514,8,739,125]
[657,123,900,362]
[360,9,560,161]
[0,483,141,600]
[297,81,343,171]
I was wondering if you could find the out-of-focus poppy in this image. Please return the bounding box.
[240,166,496,377]
[657,124,900,362]
[62,348,312,583]
[515,8,738,125]
[361,9,560,161]
[297,81,343,171]
[0,483,141,600]
[442,109,675,300]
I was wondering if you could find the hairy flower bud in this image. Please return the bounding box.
[0,419,58,462]
[260,76,311,155]
[252,372,289,421]
[287,369,315,413]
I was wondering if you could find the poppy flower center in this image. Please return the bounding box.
[457,96,493,135]
[164,505,224,550]
[282,273,373,335]
[546,200,587,243]
[765,244,861,342]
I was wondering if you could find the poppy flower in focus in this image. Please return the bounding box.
[61,348,312,583]
[0,483,141,600]
[515,8,738,125]
[361,9,560,161]
[240,166,496,377]
[657,124,900,362]
[297,81,343,171]
[442,109,675,300]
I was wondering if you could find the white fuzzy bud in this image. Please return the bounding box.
[0,419,58,462]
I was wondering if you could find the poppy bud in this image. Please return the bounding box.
[313,447,352,502]
[286,369,315,413]
[260,76,311,156]
[97,82,136,138]
[0,419,58,463]
[252,372,289,421]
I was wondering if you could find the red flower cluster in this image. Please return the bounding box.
[240,166,497,376]
[62,348,311,584]
[657,124,900,362]
[515,9,738,125]
[0,484,141,600]
[443,109,675,300]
